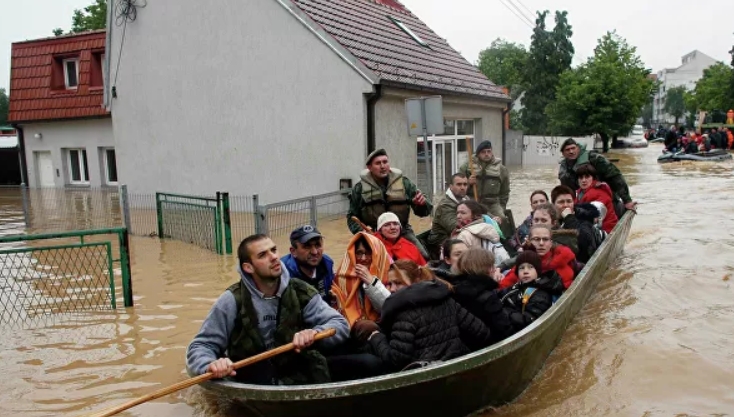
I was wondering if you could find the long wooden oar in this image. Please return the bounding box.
[351,216,374,234]
[83,328,337,417]
[466,137,479,200]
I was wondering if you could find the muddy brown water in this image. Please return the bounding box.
[2,145,734,416]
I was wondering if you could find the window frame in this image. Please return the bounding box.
[62,58,79,89]
[103,148,118,185]
[67,148,89,184]
[388,16,430,48]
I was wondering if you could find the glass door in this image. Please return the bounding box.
[432,139,456,196]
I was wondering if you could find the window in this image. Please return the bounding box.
[68,149,89,184]
[90,51,105,87]
[104,148,118,184]
[388,16,430,48]
[438,119,475,136]
[63,58,79,89]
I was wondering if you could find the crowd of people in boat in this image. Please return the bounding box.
[186,139,635,385]
[658,124,734,153]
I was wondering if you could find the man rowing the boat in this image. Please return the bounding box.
[186,234,349,384]
[558,139,636,215]
[347,148,432,259]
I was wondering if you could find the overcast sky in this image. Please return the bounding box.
[1,0,732,92]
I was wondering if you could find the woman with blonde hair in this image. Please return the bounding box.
[450,248,515,343]
[366,259,490,371]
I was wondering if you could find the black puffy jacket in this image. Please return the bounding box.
[573,203,605,263]
[500,271,564,332]
[369,281,490,371]
[449,273,515,343]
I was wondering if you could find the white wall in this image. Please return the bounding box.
[107,0,374,203]
[374,88,506,187]
[21,118,114,187]
[521,135,596,166]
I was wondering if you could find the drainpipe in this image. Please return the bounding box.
[501,106,509,162]
[11,124,29,186]
[366,84,383,153]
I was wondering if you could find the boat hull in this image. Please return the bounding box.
[658,150,733,163]
[192,212,635,417]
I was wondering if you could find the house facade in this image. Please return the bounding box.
[8,30,116,189]
[104,0,510,202]
[652,50,718,126]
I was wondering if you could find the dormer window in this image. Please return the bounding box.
[63,58,79,89]
[389,16,430,48]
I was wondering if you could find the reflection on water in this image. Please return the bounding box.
[2,145,734,416]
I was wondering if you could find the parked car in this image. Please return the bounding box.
[618,125,648,148]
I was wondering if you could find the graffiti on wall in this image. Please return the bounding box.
[536,136,560,156]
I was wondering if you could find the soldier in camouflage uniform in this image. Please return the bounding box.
[558,139,637,214]
[186,234,349,385]
[347,149,433,259]
[458,140,510,220]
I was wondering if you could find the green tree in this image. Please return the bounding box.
[521,10,574,135]
[509,109,525,131]
[664,86,687,125]
[71,0,107,33]
[53,0,107,35]
[640,101,653,128]
[683,90,698,128]
[547,31,653,152]
[476,38,529,100]
[692,62,734,112]
[0,88,8,126]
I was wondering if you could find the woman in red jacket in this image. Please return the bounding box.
[374,212,427,266]
[575,164,619,233]
[499,224,577,290]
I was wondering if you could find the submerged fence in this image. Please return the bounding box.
[2,185,352,254]
[0,227,133,328]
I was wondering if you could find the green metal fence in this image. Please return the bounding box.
[0,228,133,327]
[155,192,232,254]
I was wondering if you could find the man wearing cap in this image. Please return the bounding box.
[458,140,510,219]
[558,139,636,213]
[281,225,334,303]
[347,148,432,259]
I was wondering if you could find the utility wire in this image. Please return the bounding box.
[505,0,536,26]
[497,0,534,29]
[513,0,536,21]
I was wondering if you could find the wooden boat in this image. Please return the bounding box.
[657,149,733,163]
[190,211,636,417]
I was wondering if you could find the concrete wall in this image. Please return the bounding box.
[374,88,506,192]
[521,135,597,166]
[21,118,114,187]
[107,0,374,203]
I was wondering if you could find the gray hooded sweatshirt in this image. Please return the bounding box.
[186,262,349,376]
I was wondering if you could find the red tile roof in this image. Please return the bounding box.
[292,0,510,100]
[8,30,109,124]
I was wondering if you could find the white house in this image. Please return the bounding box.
[652,50,718,126]
[8,30,117,189]
[103,0,511,202]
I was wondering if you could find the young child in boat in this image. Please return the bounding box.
[500,249,564,332]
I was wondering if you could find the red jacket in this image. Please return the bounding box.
[499,245,577,290]
[376,233,427,266]
[575,181,619,233]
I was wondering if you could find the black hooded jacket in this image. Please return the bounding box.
[368,280,491,371]
[574,203,605,263]
[500,271,564,332]
[448,273,515,343]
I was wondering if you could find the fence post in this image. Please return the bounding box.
[215,192,223,255]
[20,183,30,228]
[222,192,232,254]
[252,194,261,234]
[309,195,318,227]
[257,205,269,236]
[118,228,134,307]
[155,192,163,238]
[119,184,132,233]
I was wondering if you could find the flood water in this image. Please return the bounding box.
[2,144,734,416]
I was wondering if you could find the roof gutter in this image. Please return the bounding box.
[10,124,29,186]
[366,84,383,153]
